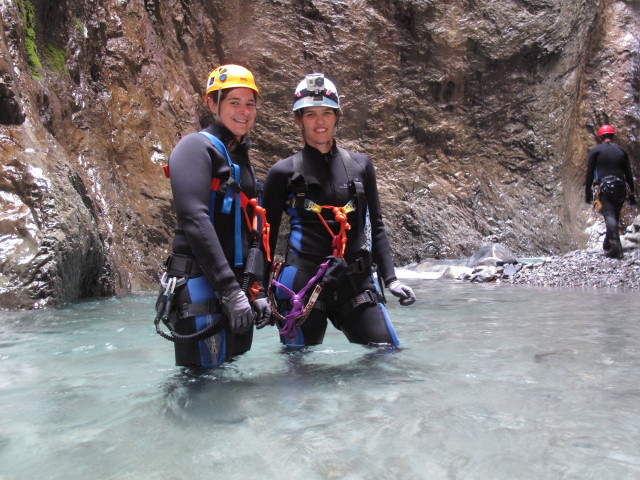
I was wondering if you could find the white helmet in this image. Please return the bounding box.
[292,73,340,112]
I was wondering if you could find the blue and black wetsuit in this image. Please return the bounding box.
[585,141,635,251]
[167,123,261,366]
[262,143,400,347]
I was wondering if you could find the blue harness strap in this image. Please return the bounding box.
[187,275,227,366]
[199,131,243,267]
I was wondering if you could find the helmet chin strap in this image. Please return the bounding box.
[214,90,222,122]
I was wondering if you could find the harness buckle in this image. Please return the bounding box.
[362,289,378,305]
[349,257,366,274]
[226,176,242,195]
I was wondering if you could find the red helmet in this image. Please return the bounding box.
[597,124,615,137]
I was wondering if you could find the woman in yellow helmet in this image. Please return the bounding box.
[156,65,271,367]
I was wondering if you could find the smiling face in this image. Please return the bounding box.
[207,87,257,141]
[295,106,337,153]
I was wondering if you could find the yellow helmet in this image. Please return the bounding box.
[205,64,259,97]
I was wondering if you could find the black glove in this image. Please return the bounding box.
[629,194,637,205]
[221,290,254,334]
[252,297,272,329]
[388,280,416,306]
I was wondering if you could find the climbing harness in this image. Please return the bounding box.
[598,174,627,198]
[592,173,627,213]
[268,147,384,338]
[303,198,354,258]
[269,259,332,338]
[163,131,271,264]
[290,147,366,248]
[157,131,270,343]
[154,271,225,343]
[198,131,271,264]
[198,131,271,301]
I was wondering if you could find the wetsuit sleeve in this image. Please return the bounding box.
[169,133,241,298]
[262,158,291,258]
[585,148,597,202]
[362,156,397,286]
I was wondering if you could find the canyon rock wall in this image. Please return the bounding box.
[1,0,639,308]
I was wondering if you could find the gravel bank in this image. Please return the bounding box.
[507,248,640,289]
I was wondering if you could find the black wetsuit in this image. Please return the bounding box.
[167,123,260,366]
[585,141,635,250]
[262,143,400,347]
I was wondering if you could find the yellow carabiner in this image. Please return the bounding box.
[304,199,323,214]
[341,200,356,214]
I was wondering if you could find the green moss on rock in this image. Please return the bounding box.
[15,0,42,79]
[43,43,68,77]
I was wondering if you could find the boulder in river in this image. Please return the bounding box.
[465,243,517,268]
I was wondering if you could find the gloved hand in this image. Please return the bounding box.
[252,297,272,329]
[629,194,637,205]
[388,280,416,306]
[221,290,254,334]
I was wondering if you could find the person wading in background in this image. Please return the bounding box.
[585,124,636,258]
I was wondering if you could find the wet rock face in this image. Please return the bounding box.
[0,73,25,125]
[0,138,113,308]
[0,20,25,125]
[0,0,639,308]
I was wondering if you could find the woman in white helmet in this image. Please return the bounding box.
[155,65,271,367]
[261,73,415,348]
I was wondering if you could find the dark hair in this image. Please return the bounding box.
[294,107,341,119]
[207,88,258,104]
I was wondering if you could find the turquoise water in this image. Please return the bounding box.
[1,279,640,479]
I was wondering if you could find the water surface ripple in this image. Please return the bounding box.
[1,280,639,479]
